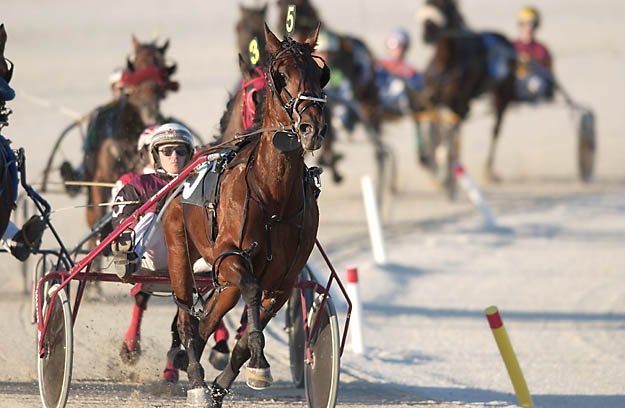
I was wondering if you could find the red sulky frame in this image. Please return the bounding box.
[36,154,351,360]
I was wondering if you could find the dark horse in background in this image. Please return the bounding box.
[162,24,328,406]
[418,0,516,183]
[278,0,399,184]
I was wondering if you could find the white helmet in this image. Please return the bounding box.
[149,123,195,164]
[137,124,159,152]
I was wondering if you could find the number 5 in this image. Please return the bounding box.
[286,5,296,34]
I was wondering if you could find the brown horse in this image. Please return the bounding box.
[0,23,16,238]
[162,24,328,405]
[418,0,516,182]
[85,36,178,230]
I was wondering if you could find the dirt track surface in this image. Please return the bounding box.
[2,0,625,407]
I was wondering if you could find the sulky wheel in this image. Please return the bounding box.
[31,255,54,324]
[286,264,315,388]
[37,284,73,408]
[577,109,596,183]
[304,293,341,408]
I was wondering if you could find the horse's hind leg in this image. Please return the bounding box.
[485,80,513,182]
[120,285,149,365]
[163,311,184,383]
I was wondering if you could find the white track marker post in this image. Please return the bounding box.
[485,306,533,408]
[346,267,365,354]
[454,162,496,228]
[361,175,387,265]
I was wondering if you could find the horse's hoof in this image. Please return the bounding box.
[483,168,502,184]
[209,341,230,371]
[162,366,179,383]
[245,366,273,390]
[332,173,343,184]
[163,354,179,383]
[186,386,211,407]
[172,349,189,372]
[119,341,141,365]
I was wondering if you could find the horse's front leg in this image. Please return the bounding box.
[211,255,271,392]
[164,201,210,404]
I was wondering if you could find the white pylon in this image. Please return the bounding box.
[346,267,365,354]
[454,162,497,227]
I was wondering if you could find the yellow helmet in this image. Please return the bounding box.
[517,6,540,28]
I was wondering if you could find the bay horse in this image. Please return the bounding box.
[150,54,267,382]
[418,0,516,182]
[0,23,17,239]
[162,24,328,405]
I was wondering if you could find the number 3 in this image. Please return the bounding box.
[249,38,260,66]
[286,5,296,34]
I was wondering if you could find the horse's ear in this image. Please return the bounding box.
[264,23,281,56]
[132,35,140,52]
[304,23,321,50]
[159,39,170,55]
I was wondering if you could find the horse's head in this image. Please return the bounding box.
[236,4,268,66]
[264,24,329,152]
[121,36,178,125]
[417,0,466,44]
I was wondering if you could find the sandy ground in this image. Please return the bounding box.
[1,0,625,407]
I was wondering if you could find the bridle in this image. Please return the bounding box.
[266,38,328,136]
[241,67,267,130]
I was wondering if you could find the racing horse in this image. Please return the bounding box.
[83,36,179,230]
[152,54,267,382]
[418,0,516,182]
[0,23,17,238]
[162,24,328,405]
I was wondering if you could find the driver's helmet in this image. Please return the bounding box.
[517,6,540,28]
[149,123,195,166]
[386,28,411,52]
[315,28,340,53]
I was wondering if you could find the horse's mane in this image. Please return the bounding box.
[216,90,237,141]
[213,81,267,145]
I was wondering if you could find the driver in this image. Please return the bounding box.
[110,123,230,380]
[111,122,194,279]
[513,6,555,101]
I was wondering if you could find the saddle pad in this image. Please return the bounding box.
[180,159,220,208]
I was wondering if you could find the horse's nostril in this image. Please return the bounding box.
[299,122,316,137]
